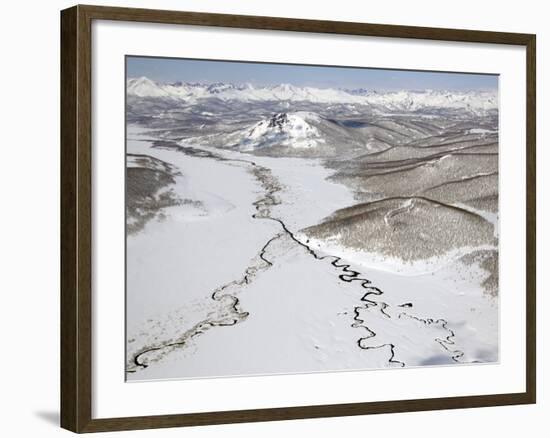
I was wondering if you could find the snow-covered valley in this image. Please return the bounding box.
[125,107,498,380]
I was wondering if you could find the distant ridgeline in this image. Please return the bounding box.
[127,77,498,115]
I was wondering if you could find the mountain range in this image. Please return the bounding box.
[127,77,498,114]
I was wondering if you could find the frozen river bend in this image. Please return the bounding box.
[125,117,498,380]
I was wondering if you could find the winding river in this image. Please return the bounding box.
[126,137,467,377]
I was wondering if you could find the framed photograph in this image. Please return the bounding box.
[60,4,536,433]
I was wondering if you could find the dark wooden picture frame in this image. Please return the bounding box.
[61,4,536,433]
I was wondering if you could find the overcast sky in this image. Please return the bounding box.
[127,56,498,91]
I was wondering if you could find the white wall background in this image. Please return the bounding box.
[0,0,545,436]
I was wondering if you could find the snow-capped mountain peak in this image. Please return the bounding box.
[234,112,324,151]
[127,77,170,97]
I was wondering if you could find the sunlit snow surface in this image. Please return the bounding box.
[125,83,499,381]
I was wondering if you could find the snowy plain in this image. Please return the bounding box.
[125,124,498,381]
